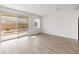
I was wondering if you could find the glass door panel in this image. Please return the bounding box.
[0,11,29,41]
[1,16,18,40]
[18,17,28,37]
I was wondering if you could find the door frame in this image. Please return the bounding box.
[78,18,79,43]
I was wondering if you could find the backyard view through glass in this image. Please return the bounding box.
[0,12,29,41]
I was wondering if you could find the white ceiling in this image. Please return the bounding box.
[1,4,79,16]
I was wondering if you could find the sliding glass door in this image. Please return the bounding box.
[1,16,18,40]
[0,12,29,41]
[18,17,28,37]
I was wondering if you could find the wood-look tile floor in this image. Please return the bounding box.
[0,33,79,54]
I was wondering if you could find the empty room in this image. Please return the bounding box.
[0,4,78,54]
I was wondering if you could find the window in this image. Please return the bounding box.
[34,19,40,29]
[0,11,29,41]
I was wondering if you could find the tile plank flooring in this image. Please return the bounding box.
[0,33,79,54]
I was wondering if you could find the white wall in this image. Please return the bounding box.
[41,9,78,41]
